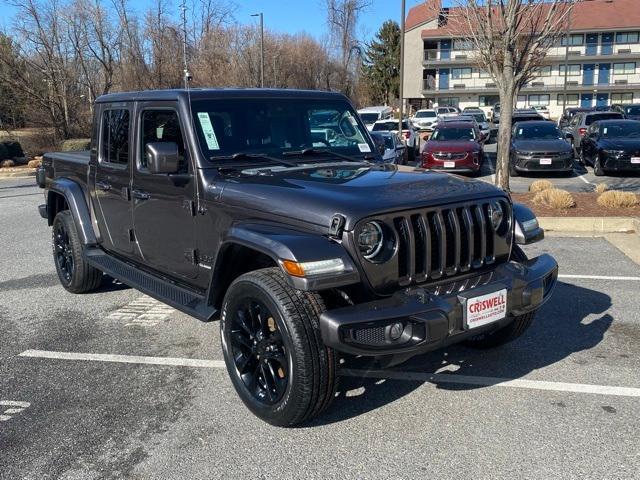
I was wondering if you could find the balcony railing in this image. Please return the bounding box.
[422,77,640,92]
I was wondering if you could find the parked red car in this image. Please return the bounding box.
[421,121,484,175]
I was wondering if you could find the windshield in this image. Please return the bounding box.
[624,106,640,116]
[431,127,476,141]
[415,111,436,118]
[192,99,374,162]
[382,136,395,149]
[586,113,623,125]
[514,123,561,139]
[372,121,409,131]
[471,113,486,122]
[600,123,640,138]
[494,105,501,112]
[359,112,380,123]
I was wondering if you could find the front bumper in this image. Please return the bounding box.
[512,154,574,173]
[320,254,558,356]
[602,155,640,172]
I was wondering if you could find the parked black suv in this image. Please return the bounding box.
[578,119,640,175]
[37,89,557,426]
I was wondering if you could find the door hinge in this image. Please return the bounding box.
[184,249,198,264]
[183,199,196,216]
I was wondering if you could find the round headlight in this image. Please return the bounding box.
[488,201,504,231]
[358,221,384,259]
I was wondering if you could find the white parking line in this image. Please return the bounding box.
[18,350,640,399]
[0,400,31,422]
[19,350,225,368]
[340,369,640,398]
[577,173,593,186]
[559,274,640,281]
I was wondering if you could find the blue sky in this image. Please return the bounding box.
[1,0,437,42]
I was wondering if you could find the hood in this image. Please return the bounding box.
[425,140,481,153]
[512,138,572,152]
[598,138,640,151]
[213,164,504,230]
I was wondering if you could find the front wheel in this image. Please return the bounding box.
[220,268,338,427]
[594,155,605,176]
[52,210,102,293]
[464,245,535,349]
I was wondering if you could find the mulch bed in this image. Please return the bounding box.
[511,192,640,217]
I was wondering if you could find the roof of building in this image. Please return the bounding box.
[404,0,640,39]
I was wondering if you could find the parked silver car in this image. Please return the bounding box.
[562,111,624,152]
[371,119,420,160]
[370,131,407,164]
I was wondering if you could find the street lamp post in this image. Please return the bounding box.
[251,12,265,88]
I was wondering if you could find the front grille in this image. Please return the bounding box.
[433,152,467,160]
[353,326,387,345]
[392,202,500,287]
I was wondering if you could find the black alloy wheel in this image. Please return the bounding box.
[53,220,74,285]
[229,299,288,405]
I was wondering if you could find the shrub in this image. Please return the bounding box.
[1,140,24,158]
[532,188,576,210]
[27,158,42,169]
[61,138,91,151]
[1,159,16,168]
[597,190,639,208]
[528,180,554,193]
[594,183,608,194]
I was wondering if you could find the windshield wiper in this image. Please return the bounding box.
[283,147,371,162]
[211,152,297,167]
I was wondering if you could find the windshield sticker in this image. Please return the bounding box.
[518,128,523,135]
[197,112,220,150]
[358,143,371,153]
[156,126,164,139]
[603,127,608,135]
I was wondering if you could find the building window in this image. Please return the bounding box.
[439,97,460,107]
[479,95,499,107]
[615,32,639,44]
[611,92,634,104]
[451,68,472,79]
[560,34,584,46]
[528,94,550,107]
[613,62,636,74]
[478,69,491,78]
[557,94,579,106]
[559,64,581,76]
[535,66,552,77]
[453,39,473,50]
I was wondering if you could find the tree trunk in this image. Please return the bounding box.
[495,85,515,191]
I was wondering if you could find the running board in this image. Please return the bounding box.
[84,249,217,322]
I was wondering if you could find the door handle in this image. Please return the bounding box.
[96,181,111,191]
[132,189,151,200]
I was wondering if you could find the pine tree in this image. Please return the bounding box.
[361,20,400,105]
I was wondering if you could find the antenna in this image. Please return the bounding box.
[180,0,192,89]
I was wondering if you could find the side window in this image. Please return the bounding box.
[101,109,130,165]
[140,109,187,172]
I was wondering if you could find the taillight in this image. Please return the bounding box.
[578,127,587,136]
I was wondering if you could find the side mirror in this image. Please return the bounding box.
[146,142,180,174]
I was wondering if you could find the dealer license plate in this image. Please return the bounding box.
[465,289,508,329]
[539,158,552,165]
[444,161,455,168]
[631,157,640,164]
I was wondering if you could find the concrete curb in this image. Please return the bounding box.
[539,216,638,235]
[0,169,36,179]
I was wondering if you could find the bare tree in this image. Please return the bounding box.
[324,0,371,95]
[447,0,577,190]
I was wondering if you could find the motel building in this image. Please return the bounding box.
[403,0,640,119]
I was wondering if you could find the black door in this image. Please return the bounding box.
[93,107,134,256]
[131,104,199,280]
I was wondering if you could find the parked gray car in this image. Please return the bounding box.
[562,110,623,153]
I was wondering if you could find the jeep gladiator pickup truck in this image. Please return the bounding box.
[37,88,558,427]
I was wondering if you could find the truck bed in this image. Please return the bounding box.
[43,150,90,190]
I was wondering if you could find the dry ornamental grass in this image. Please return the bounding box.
[528,180,554,193]
[532,188,576,210]
[596,190,639,208]
[594,183,609,194]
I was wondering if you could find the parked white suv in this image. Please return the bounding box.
[371,119,420,160]
[411,109,438,132]
[358,106,393,131]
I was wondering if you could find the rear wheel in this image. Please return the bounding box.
[220,268,338,427]
[52,210,102,293]
[464,245,535,349]
[594,155,605,176]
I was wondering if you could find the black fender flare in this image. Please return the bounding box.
[216,223,360,291]
[513,202,544,245]
[47,178,97,246]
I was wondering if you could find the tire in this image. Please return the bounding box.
[52,210,102,293]
[220,267,338,427]
[509,160,519,177]
[578,148,586,166]
[594,155,605,176]
[464,245,535,349]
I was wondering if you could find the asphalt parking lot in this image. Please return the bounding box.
[1,177,640,479]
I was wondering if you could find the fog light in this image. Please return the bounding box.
[389,322,404,340]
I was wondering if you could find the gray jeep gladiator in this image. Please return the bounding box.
[37,88,558,427]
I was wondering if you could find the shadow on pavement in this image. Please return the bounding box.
[311,281,612,426]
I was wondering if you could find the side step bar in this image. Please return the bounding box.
[84,249,217,322]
